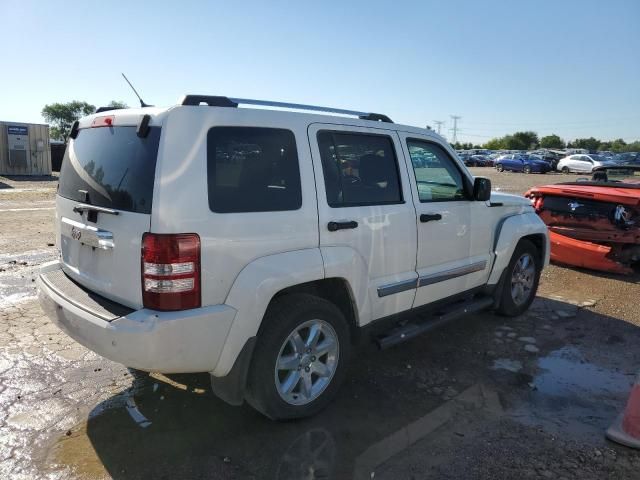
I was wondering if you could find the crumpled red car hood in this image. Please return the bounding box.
[525,182,640,274]
[527,184,640,206]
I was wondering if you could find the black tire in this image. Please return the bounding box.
[496,164,504,172]
[246,293,351,420]
[496,239,542,317]
[561,166,570,174]
[523,165,532,174]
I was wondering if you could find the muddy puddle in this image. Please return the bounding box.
[0,249,57,307]
[512,346,634,441]
[534,346,632,396]
[45,374,503,479]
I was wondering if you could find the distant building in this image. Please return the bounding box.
[0,121,52,175]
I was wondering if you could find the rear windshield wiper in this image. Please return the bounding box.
[72,203,120,215]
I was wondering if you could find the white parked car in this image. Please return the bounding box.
[38,95,549,419]
[557,153,614,173]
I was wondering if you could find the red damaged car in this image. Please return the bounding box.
[525,166,640,274]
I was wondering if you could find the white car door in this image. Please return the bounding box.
[583,156,595,172]
[397,133,493,308]
[567,155,579,171]
[576,155,591,172]
[309,124,418,323]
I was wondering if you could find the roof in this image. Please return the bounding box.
[77,95,446,141]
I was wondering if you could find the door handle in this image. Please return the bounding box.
[420,213,442,223]
[328,221,358,232]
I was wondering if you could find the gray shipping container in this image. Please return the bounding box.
[0,121,52,175]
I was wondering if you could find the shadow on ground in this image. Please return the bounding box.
[48,298,640,479]
[0,175,58,183]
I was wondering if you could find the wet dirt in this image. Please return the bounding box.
[36,298,640,479]
[0,249,58,307]
[1,173,640,479]
[0,175,57,256]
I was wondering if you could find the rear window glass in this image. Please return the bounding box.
[207,127,302,213]
[317,131,402,207]
[58,126,161,214]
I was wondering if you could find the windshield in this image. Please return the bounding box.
[58,126,161,214]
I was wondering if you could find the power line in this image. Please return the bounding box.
[450,115,461,144]
[433,120,445,135]
[462,115,640,128]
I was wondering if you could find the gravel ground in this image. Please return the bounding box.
[1,172,639,479]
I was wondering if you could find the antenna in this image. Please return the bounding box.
[121,73,152,108]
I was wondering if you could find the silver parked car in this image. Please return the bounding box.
[557,154,614,174]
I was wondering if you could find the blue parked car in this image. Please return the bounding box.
[495,154,551,174]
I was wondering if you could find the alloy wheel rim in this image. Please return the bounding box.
[510,253,536,306]
[275,319,339,405]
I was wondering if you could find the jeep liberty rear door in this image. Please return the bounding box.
[56,120,161,309]
[309,124,418,324]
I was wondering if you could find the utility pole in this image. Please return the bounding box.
[450,115,461,144]
[433,120,444,135]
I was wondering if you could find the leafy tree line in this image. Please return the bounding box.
[452,132,639,153]
[42,100,128,142]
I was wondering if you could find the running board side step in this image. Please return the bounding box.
[376,296,494,349]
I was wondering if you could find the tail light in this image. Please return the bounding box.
[142,233,201,311]
[92,115,115,127]
[531,196,544,211]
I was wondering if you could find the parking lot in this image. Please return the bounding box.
[1,169,640,479]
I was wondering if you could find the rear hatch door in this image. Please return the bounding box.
[56,117,162,309]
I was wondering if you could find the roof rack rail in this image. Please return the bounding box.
[178,95,393,123]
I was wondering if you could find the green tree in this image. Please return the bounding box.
[503,131,539,150]
[539,134,565,149]
[622,141,640,152]
[106,100,128,109]
[483,138,505,150]
[598,141,612,151]
[42,101,96,142]
[42,100,128,141]
[571,137,601,152]
[610,138,627,152]
[451,142,474,150]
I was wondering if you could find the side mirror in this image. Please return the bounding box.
[473,177,491,201]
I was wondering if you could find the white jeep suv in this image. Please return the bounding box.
[38,95,549,420]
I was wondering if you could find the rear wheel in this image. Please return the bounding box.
[496,239,541,317]
[246,294,351,420]
[523,165,532,174]
[496,164,504,172]
[561,166,570,174]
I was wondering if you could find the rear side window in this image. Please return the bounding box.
[58,126,161,214]
[317,131,402,207]
[207,127,301,213]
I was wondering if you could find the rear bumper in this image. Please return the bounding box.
[548,231,633,275]
[37,261,237,373]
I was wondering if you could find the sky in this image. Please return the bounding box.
[2,0,639,144]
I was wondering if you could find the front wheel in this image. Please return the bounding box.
[561,166,570,174]
[496,164,504,172]
[246,294,351,420]
[523,165,532,174]
[496,239,541,317]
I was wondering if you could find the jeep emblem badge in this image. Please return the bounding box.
[71,226,82,241]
